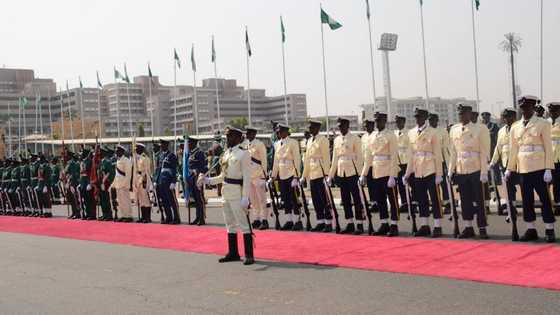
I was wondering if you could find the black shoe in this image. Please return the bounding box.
[479,228,489,240]
[353,224,365,235]
[341,223,355,234]
[545,229,556,243]
[311,223,325,232]
[322,224,333,233]
[443,205,451,215]
[292,221,304,231]
[387,225,399,237]
[414,225,431,237]
[219,233,241,263]
[399,204,408,213]
[432,227,443,238]
[191,217,200,225]
[197,219,205,226]
[281,221,294,231]
[243,233,255,265]
[251,220,261,229]
[520,228,539,242]
[259,220,269,230]
[458,227,475,239]
[172,219,181,225]
[373,223,390,236]
[554,207,560,217]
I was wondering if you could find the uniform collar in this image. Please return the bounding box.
[417,123,428,133]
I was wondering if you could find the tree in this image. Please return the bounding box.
[137,123,145,137]
[164,128,172,136]
[229,117,248,129]
[499,33,522,110]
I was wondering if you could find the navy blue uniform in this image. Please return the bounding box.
[156,149,179,223]
[188,147,208,222]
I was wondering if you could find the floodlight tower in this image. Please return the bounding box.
[378,33,398,121]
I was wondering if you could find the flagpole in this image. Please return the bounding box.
[125,64,134,137]
[539,0,544,103]
[67,84,75,152]
[59,88,65,149]
[114,67,121,144]
[320,6,330,132]
[418,2,430,110]
[246,26,252,126]
[34,92,39,153]
[39,93,45,153]
[97,85,102,138]
[280,17,289,125]
[192,44,199,135]
[47,89,55,155]
[366,1,377,108]
[18,99,22,153]
[212,36,221,131]
[7,101,12,157]
[470,0,481,110]
[173,55,178,153]
[148,64,154,140]
[79,79,85,143]
[23,96,28,152]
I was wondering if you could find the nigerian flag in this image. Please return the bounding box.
[114,67,124,81]
[96,71,103,88]
[420,0,423,5]
[321,8,342,30]
[191,44,196,72]
[211,36,216,63]
[19,96,28,107]
[475,0,480,10]
[366,0,371,20]
[79,77,83,89]
[123,63,131,83]
[174,49,181,69]
[245,28,252,57]
[280,16,286,43]
[148,63,154,85]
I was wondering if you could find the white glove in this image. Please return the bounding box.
[197,174,206,188]
[358,176,366,186]
[86,184,92,191]
[266,178,273,187]
[435,175,443,185]
[240,196,250,209]
[169,183,176,190]
[101,185,105,192]
[291,178,299,188]
[503,170,511,182]
[544,169,553,183]
[42,187,48,194]
[300,177,306,185]
[447,170,454,180]
[480,172,488,184]
[326,176,332,186]
[387,176,396,188]
[402,174,410,185]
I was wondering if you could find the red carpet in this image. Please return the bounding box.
[1,216,559,291]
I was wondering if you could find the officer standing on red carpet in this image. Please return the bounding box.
[245,126,269,230]
[403,108,444,237]
[198,126,254,265]
[328,118,364,234]
[361,118,376,207]
[547,102,560,215]
[394,115,410,213]
[506,95,555,243]
[428,113,452,214]
[448,104,490,239]
[360,112,400,236]
[111,145,133,223]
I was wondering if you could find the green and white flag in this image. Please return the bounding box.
[148,63,154,85]
[66,80,70,91]
[280,16,286,43]
[79,77,83,89]
[366,0,371,20]
[114,67,124,81]
[123,63,130,83]
[211,36,216,63]
[191,44,196,72]
[174,49,181,69]
[19,96,28,107]
[320,8,342,30]
[245,28,252,57]
[96,71,103,88]
[475,0,480,10]
[419,0,423,5]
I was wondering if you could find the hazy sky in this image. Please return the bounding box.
[1,0,559,117]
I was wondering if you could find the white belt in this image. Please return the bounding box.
[553,140,560,145]
[414,151,433,157]
[520,145,544,152]
[458,151,480,159]
[339,155,355,161]
[398,148,408,153]
[279,159,293,164]
[373,155,390,161]
[309,158,322,163]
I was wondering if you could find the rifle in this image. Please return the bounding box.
[502,172,519,241]
[16,188,26,214]
[404,180,417,234]
[267,176,281,230]
[292,161,311,231]
[489,166,502,214]
[318,161,341,233]
[445,173,460,238]
[351,160,374,235]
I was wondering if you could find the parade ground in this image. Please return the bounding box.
[1,202,559,315]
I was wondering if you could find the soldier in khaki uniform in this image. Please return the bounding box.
[448,104,490,239]
[134,143,152,223]
[548,102,560,215]
[361,119,376,205]
[404,108,444,237]
[270,124,303,231]
[472,111,492,214]
[301,120,332,232]
[429,113,452,213]
[394,115,409,212]
[245,126,269,230]
[360,112,400,236]
[328,118,364,234]
[198,127,254,265]
[111,145,133,222]
[505,95,555,243]
[490,108,519,218]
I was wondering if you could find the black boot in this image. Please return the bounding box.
[251,220,261,229]
[259,219,269,230]
[312,223,325,232]
[281,221,294,231]
[458,227,475,239]
[243,233,255,265]
[292,221,304,231]
[341,223,355,234]
[322,224,333,233]
[414,225,431,237]
[554,206,560,217]
[373,223,390,236]
[478,228,489,240]
[219,233,241,263]
[387,225,399,237]
[432,227,443,238]
[520,228,539,242]
[545,229,556,243]
[353,223,365,235]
